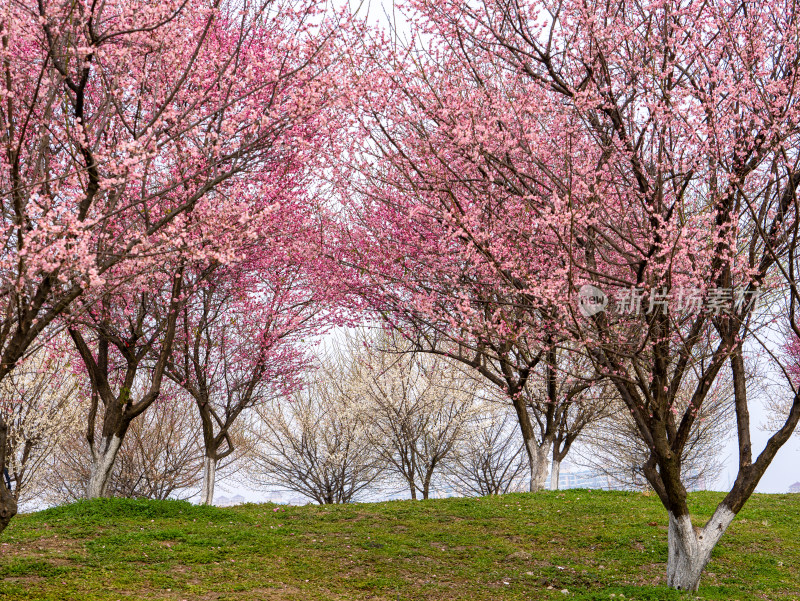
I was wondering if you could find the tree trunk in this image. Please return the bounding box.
[524,439,551,492]
[422,469,434,500]
[666,506,735,591]
[86,435,123,499]
[507,383,551,493]
[0,479,16,537]
[200,456,218,505]
[535,443,551,490]
[0,417,16,536]
[550,459,561,490]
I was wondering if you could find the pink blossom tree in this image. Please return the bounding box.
[66,265,187,499]
[334,0,800,590]
[167,262,324,505]
[330,49,605,493]
[0,0,346,533]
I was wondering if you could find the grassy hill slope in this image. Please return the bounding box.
[0,490,797,600]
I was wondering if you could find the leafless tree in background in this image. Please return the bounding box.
[576,375,734,491]
[446,403,527,496]
[353,332,477,500]
[247,361,383,505]
[395,324,608,492]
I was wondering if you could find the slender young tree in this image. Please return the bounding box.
[167,265,321,505]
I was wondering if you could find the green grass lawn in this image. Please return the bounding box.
[0,490,797,600]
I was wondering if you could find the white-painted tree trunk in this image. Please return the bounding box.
[666,505,736,591]
[199,456,217,505]
[550,459,561,490]
[86,435,123,499]
[525,439,551,492]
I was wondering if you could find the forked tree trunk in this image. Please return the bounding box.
[524,439,551,492]
[550,459,561,490]
[86,434,124,499]
[200,456,218,505]
[666,506,736,591]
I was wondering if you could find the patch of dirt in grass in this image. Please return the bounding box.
[449,545,475,552]
[113,583,312,601]
[340,512,373,523]
[628,562,665,586]
[3,575,46,584]
[3,536,86,561]
[242,585,307,600]
[504,550,532,561]
[501,534,531,545]
[435,516,466,523]
[169,564,202,586]
[249,583,362,601]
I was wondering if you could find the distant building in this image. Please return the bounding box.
[789,482,800,494]
[266,491,284,503]
[430,486,458,499]
[214,495,247,507]
[552,463,620,490]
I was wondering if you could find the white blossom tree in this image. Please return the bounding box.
[1,345,81,507]
[247,359,384,505]
[352,332,478,500]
